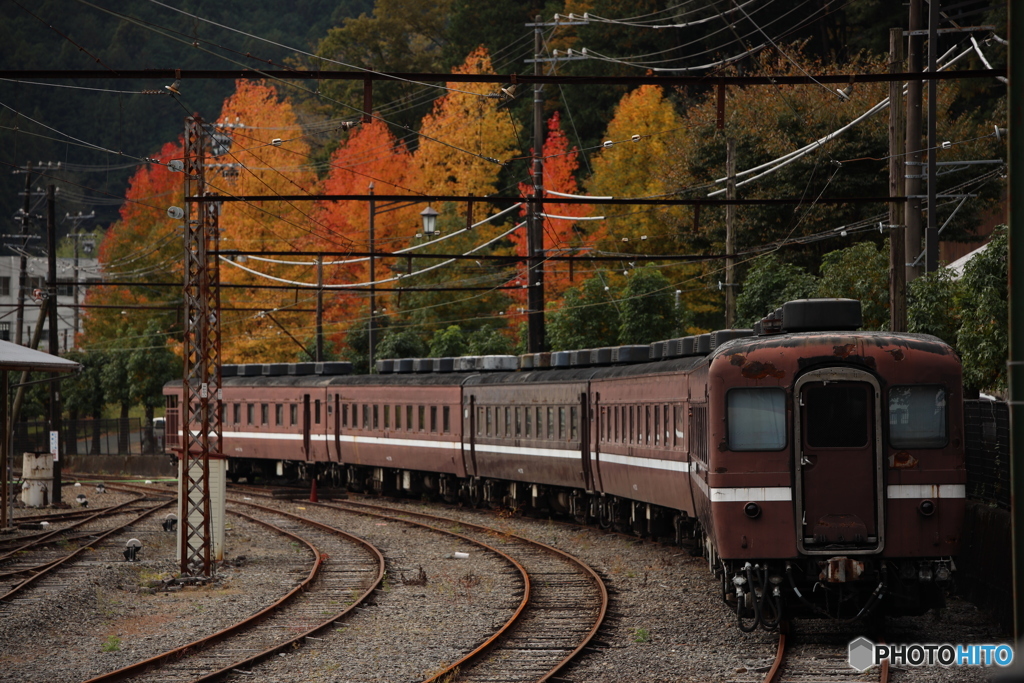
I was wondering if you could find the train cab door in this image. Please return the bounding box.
[794,368,884,555]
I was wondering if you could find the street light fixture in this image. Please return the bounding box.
[420,206,439,236]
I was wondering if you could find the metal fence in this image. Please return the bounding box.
[13,418,163,456]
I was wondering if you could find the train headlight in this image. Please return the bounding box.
[935,564,952,582]
[918,499,936,517]
[744,502,761,519]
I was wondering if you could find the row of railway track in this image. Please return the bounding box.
[0,478,892,683]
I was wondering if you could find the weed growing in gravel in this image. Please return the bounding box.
[102,636,121,652]
[632,627,651,643]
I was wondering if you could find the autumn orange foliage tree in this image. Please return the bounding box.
[212,80,321,362]
[511,112,593,326]
[316,118,417,354]
[82,140,185,349]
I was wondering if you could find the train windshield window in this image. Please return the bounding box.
[805,385,868,448]
[728,389,786,450]
[889,386,947,448]
[443,406,450,433]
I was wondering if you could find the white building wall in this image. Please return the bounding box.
[0,255,100,350]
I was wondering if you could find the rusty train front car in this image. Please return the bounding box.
[703,299,963,629]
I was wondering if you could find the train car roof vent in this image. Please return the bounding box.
[570,350,591,367]
[519,354,535,370]
[695,334,712,355]
[221,364,239,378]
[375,359,394,374]
[288,362,316,376]
[318,361,353,375]
[434,357,455,373]
[680,336,697,356]
[662,338,684,359]
[648,341,665,361]
[551,351,571,368]
[239,364,263,377]
[711,329,754,350]
[781,298,862,333]
[395,358,414,374]
[477,355,517,371]
[591,347,613,366]
[455,356,476,372]
[262,363,288,377]
[534,352,552,369]
[413,358,434,373]
[612,345,649,364]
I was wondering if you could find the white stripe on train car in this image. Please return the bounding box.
[689,471,792,502]
[886,484,965,499]
[597,453,690,472]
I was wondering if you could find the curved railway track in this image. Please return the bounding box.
[81,500,385,683]
[0,498,173,609]
[317,498,609,683]
[760,625,889,683]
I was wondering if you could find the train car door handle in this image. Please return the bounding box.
[801,455,813,465]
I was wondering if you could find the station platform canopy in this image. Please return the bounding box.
[0,340,80,374]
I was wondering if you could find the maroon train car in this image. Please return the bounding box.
[164,299,964,629]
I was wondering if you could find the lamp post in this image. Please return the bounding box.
[420,206,439,237]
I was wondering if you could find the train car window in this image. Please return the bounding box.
[570,406,578,441]
[477,406,484,436]
[515,407,522,437]
[889,386,947,448]
[246,403,254,425]
[690,405,709,464]
[654,406,660,445]
[372,404,378,429]
[559,407,566,439]
[419,405,426,432]
[504,407,511,437]
[547,407,555,439]
[363,404,370,429]
[315,400,322,425]
[431,406,438,433]
[275,404,283,426]
[443,406,450,433]
[384,405,390,429]
[395,405,402,430]
[525,407,532,437]
[537,407,544,439]
[630,406,636,444]
[407,405,414,431]
[233,403,240,424]
[805,385,867,448]
[292,404,299,426]
[486,407,492,436]
[341,404,348,428]
[260,404,268,425]
[728,389,786,450]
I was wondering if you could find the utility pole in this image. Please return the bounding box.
[527,15,546,353]
[15,163,31,346]
[368,183,376,370]
[1008,0,1024,643]
[315,254,323,363]
[924,0,940,272]
[725,140,736,328]
[46,184,62,505]
[905,0,924,284]
[180,115,220,577]
[889,28,907,332]
[65,212,94,350]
